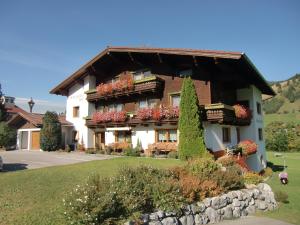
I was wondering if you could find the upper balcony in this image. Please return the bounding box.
[86,75,164,102]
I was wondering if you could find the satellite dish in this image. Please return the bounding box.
[0,96,5,105]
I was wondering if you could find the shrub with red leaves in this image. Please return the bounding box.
[238,139,257,156]
[233,104,252,120]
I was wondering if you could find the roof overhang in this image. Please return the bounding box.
[50,46,275,96]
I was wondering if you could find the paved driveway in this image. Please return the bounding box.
[0,150,116,172]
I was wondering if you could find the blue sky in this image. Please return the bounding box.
[0,0,299,113]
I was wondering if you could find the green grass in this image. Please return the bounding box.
[0,157,182,225]
[259,152,300,224]
[264,112,300,126]
[1,153,300,225]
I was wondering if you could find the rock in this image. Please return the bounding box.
[223,206,233,219]
[241,210,248,217]
[257,201,267,210]
[232,208,241,218]
[149,221,163,225]
[186,215,195,225]
[179,216,187,225]
[141,214,150,223]
[246,205,256,214]
[219,196,228,208]
[245,183,257,189]
[150,213,159,221]
[257,183,272,192]
[161,217,178,225]
[211,197,220,209]
[194,214,203,225]
[232,199,241,207]
[165,212,177,217]
[205,207,220,223]
[196,203,206,212]
[236,191,243,200]
[203,198,212,207]
[157,210,165,219]
[249,198,255,205]
[252,189,260,199]
[191,204,200,214]
[124,221,135,225]
[183,205,192,215]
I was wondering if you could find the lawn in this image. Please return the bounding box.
[0,157,182,225]
[0,153,299,225]
[264,112,300,126]
[260,152,300,224]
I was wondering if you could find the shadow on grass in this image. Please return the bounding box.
[267,161,287,172]
[1,163,28,172]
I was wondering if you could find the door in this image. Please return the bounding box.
[31,131,40,150]
[21,131,29,149]
[95,132,105,149]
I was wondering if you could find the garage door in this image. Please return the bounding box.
[31,131,40,150]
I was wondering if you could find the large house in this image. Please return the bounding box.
[50,47,275,171]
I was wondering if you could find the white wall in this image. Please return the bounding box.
[66,75,96,148]
[203,123,238,151]
[132,126,156,149]
[237,85,266,171]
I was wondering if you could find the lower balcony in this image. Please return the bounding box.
[204,103,251,126]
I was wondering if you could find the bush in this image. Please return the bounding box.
[0,122,17,148]
[178,77,206,159]
[262,167,273,178]
[243,172,263,185]
[123,147,140,157]
[167,151,178,159]
[263,98,284,114]
[275,190,289,203]
[40,111,62,151]
[186,156,220,179]
[64,176,126,225]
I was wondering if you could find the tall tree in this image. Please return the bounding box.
[0,83,7,121]
[178,77,206,160]
[40,111,62,151]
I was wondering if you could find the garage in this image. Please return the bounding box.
[31,131,40,150]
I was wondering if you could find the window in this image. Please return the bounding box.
[236,127,240,143]
[73,106,80,118]
[170,94,180,107]
[256,102,261,114]
[108,104,123,112]
[115,131,131,143]
[133,69,152,81]
[156,129,177,142]
[258,128,263,141]
[222,127,231,143]
[138,99,156,109]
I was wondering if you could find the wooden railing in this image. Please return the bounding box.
[86,76,164,102]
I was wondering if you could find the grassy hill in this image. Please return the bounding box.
[263,74,300,124]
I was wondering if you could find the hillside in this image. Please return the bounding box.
[263,74,300,115]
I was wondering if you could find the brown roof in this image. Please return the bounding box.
[7,107,72,127]
[50,46,275,96]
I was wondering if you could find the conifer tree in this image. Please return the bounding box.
[178,77,206,160]
[0,83,7,121]
[40,111,62,151]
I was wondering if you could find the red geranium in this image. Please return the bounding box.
[238,139,257,156]
[233,104,252,120]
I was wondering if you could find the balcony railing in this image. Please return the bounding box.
[86,76,164,102]
[204,103,251,125]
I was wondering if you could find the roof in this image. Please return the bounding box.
[6,105,72,127]
[50,46,275,96]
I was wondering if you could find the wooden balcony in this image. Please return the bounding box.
[86,116,178,128]
[204,103,251,126]
[86,76,164,102]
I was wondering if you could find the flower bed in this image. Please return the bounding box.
[136,106,179,121]
[96,76,134,96]
[92,111,127,123]
[233,104,252,120]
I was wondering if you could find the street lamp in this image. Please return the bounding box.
[28,97,35,113]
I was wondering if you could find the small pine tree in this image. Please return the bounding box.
[40,111,62,151]
[178,76,206,160]
[0,122,17,148]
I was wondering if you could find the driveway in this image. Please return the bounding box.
[0,150,117,172]
[219,216,292,225]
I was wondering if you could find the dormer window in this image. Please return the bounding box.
[133,69,152,81]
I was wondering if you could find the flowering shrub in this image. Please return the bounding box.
[233,104,252,120]
[96,76,134,96]
[243,172,263,185]
[92,111,127,123]
[136,106,179,121]
[64,158,245,224]
[238,139,258,156]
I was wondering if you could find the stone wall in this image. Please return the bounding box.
[125,183,277,225]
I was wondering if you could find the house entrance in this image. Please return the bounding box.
[95,132,105,149]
